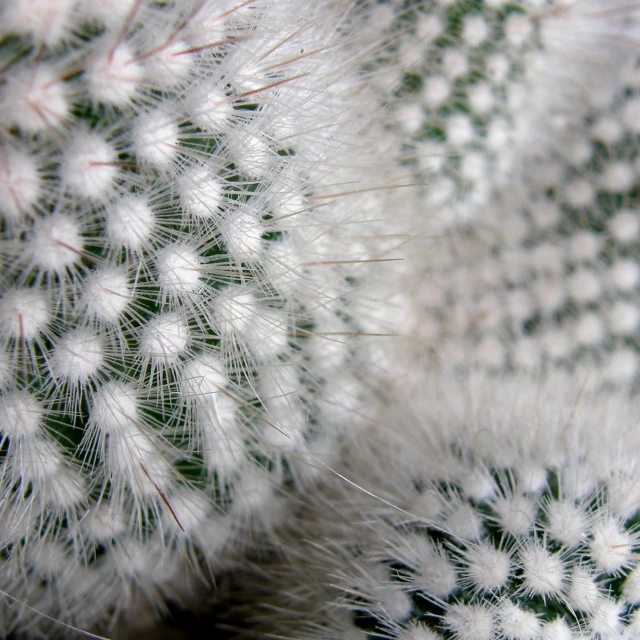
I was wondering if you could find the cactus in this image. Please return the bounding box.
[374,0,639,223]
[1,0,639,637]
[398,59,640,388]
[225,372,640,640]
[0,0,415,635]
[352,0,640,392]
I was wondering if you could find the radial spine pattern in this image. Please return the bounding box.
[0,1,405,635]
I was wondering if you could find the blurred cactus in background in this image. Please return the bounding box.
[369,0,640,391]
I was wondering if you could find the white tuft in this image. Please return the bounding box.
[568,269,602,303]
[90,382,139,435]
[140,313,190,365]
[588,598,624,639]
[86,44,144,107]
[609,210,640,242]
[416,543,458,598]
[2,64,68,132]
[378,585,414,622]
[220,207,264,263]
[468,83,494,115]
[79,0,138,25]
[107,424,173,496]
[417,15,443,40]
[82,267,132,324]
[569,231,600,262]
[444,604,494,640]
[520,544,565,597]
[460,468,496,502]
[492,495,535,536]
[83,501,128,540]
[30,213,83,274]
[199,392,244,475]
[516,464,547,494]
[233,133,276,178]
[181,168,224,219]
[623,565,640,604]
[160,489,211,537]
[445,500,483,541]
[443,50,469,79]
[539,619,573,640]
[545,500,588,548]
[0,148,40,222]
[133,110,180,168]
[106,195,155,252]
[486,53,509,83]
[213,286,256,337]
[592,116,623,145]
[146,41,194,89]
[0,288,49,340]
[498,602,540,640]
[610,260,640,292]
[446,115,474,146]
[182,354,228,400]
[62,133,118,199]
[601,161,635,193]
[397,623,442,640]
[589,518,636,574]
[462,15,488,47]
[564,179,595,208]
[575,313,605,346]
[1,391,43,439]
[567,566,600,613]
[190,87,233,133]
[422,76,451,108]
[156,244,202,296]
[463,544,511,592]
[2,0,75,44]
[505,14,533,47]
[51,330,103,384]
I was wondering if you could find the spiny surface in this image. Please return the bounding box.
[0,1,405,635]
[225,373,640,640]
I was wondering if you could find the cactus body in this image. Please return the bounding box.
[0,1,410,635]
[227,373,640,640]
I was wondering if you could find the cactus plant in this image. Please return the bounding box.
[352,0,640,392]
[374,0,639,223]
[0,0,415,635]
[225,372,640,640]
[211,1,640,637]
[2,0,639,636]
[396,61,640,388]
